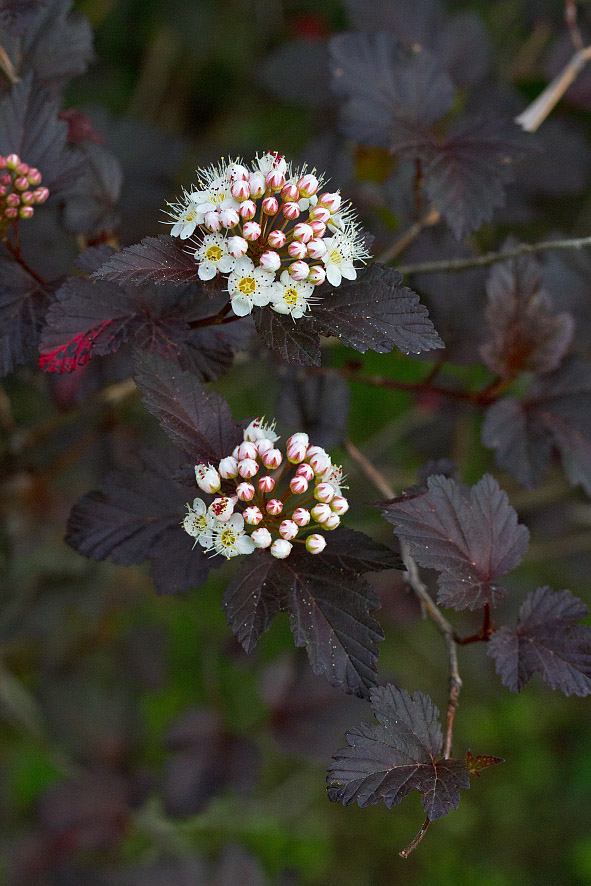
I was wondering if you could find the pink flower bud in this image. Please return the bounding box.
[20,191,34,205]
[292,507,311,527]
[4,207,18,219]
[204,210,222,232]
[258,475,275,493]
[0,173,10,186]
[311,502,332,523]
[323,512,340,530]
[266,499,283,516]
[281,183,299,202]
[309,452,331,475]
[18,206,34,219]
[263,448,283,469]
[33,187,49,204]
[14,176,28,191]
[266,169,285,191]
[318,192,342,212]
[306,533,326,554]
[249,171,266,198]
[219,207,239,228]
[288,260,310,281]
[226,162,249,182]
[268,229,286,248]
[307,238,327,259]
[290,475,308,495]
[195,464,221,494]
[271,538,292,559]
[239,200,257,220]
[287,433,309,463]
[5,154,20,170]
[6,193,20,207]
[262,196,278,215]
[236,482,255,501]
[308,265,326,286]
[16,162,29,176]
[282,201,300,220]
[232,445,240,459]
[231,179,250,201]
[314,482,335,503]
[279,520,298,540]
[257,438,273,457]
[227,235,248,258]
[293,222,313,243]
[309,205,330,223]
[331,495,349,515]
[259,250,281,272]
[252,527,272,548]
[288,240,307,260]
[243,221,261,241]
[298,173,319,197]
[0,156,5,169]
[244,506,263,525]
[295,463,314,482]
[237,441,257,460]
[239,457,259,479]
[219,455,239,479]
[0,186,5,196]
[27,169,42,186]
[309,220,326,237]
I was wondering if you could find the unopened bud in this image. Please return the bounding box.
[308,265,326,285]
[227,235,248,258]
[309,220,326,237]
[262,196,278,215]
[252,527,272,548]
[244,506,263,525]
[16,162,29,176]
[292,507,311,527]
[271,538,292,559]
[219,207,239,228]
[281,183,299,202]
[219,455,239,478]
[307,238,327,259]
[298,173,319,197]
[257,438,273,457]
[266,169,285,191]
[286,432,309,463]
[6,193,20,207]
[243,221,261,241]
[288,240,307,260]
[237,441,257,460]
[195,464,221,494]
[258,475,275,493]
[290,475,308,495]
[288,260,309,281]
[236,482,255,501]
[27,169,42,186]
[279,520,298,541]
[260,250,281,272]
[20,191,35,205]
[331,495,349,515]
[306,533,326,554]
[238,457,259,479]
[318,192,342,212]
[0,173,10,186]
[231,179,250,201]
[5,154,20,170]
[295,463,314,481]
[311,502,332,523]
[266,499,283,516]
[4,207,18,219]
[204,210,222,232]
[14,176,28,191]
[249,171,266,199]
[293,222,313,243]
[0,156,5,169]
[314,482,335,503]
[33,187,49,204]
[18,206,34,219]
[263,448,282,469]
[239,200,257,220]
[323,512,341,530]
[268,229,286,248]
[309,205,330,223]
[282,201,300,220]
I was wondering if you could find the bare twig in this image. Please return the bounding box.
[515,42,591,131]
[397,234,591,276]
[378,207,440,265]
[565,0,584,52]
[0,44,19,85]
[399,816,431,858]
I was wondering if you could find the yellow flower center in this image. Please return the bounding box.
[330,249,342,263]
[221,529,236,547]
[284,287,299,306]
[206,245,222,262]
[238,277,256,295]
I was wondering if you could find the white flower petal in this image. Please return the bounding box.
[198,261,217,280]
[326,264,342,286]
[231,294,253,316]
[236,534,255,555]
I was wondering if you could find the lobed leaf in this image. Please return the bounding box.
[0,255,52,376]
[92,235,204,286]
[464,750,504,776]
[380,474,530,611]
[254,308,321,366]
[487,587,591,696]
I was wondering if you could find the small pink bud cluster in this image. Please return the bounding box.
[0,155,48,228]
[184,417,349,560]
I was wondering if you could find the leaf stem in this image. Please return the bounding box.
[378,207,440,265]
[397,235,591,276]
[2,232,47,286]
[399,816,431,858]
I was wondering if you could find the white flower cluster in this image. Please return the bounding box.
[167,153,369,319]
[182,418,349,560]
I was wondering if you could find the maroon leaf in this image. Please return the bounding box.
[254,308,321,366]
[487,587,591,697]
[0,254,52,376]
[380,474,530,611]
[92,234,204,286]
[464,750,504,776]
[0,0,48,35]
[133,351,243,463]
[480,247,574,379]
[327,685,470,819]
[313,264,443,356]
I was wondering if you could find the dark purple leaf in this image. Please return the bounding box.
[75,244,117,275]
[330,32,455,149]
[66,447,217,595]
[93,235,204,286]
[464,750,504,776]
[481,398,553,489]
[313,264,443,356]
[328,685,470,819]
[480,247,573,379]
[133,351,243,463]
[380,474,530,611]
[0,73,84,197]
[0,0,48,35]
[276,369,350,449]
[0,254,51,376]
[222,551,285,654]
[62,141,123,236]
[254,308,321,366]
[487,587,591,696]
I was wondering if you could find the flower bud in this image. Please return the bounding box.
[308,449,331,475]
[306,533,326,554]
[236,482,255,501]
[295,463,314,482]
[306,238,327,259]
[331,495,349,515]
[238,457,259,479]
[219,455,239,478]
[288,260,309,281]
[33,187,49,204]
[268,229,286,248]
[249,171,266,198]
[237,441,258,461]
[6,154,20,170]
[282,201,300,220]
[20,191,34,205]
[259,250,281,272]
[239,200,257,220]
[252,527,272,548]
[298,173,319,197]
[16,162,29,175]
[286,432,309,463]
[244,506,263,525]
[209,496,235,521]
[263,448,282,469]
[227,235,248,258]
[309,220,326,237]
[290,475,308,495]
[226,163,249,182]
[323,512,340,530]
[318,192,342,212]
[262,196,278,215]
[266,169,285,191]
[311,502,332,524]
[243,221,261,241]
[0,156,5,169]
[258,475,275,493]
[6,193,20,207]
[0,173,10,186]
[288,240,307,260]
[231,179,250,201]
[308,265,326,285]
[204,210,222,232]
[292,507,311,527]
[293,222,313,243]
[279,520,298,540]
[281,183,299,202]
[219,207,239,228]
[309,205,330,223]
[314,482,335,503]
[271,538,292,559]
[257,438,273,457]
[18,206,34,219]
[4,207,18,219]
[266,499,283,515]
[14,176,28,191]
[27,168,42,186]
[195,464,221,494]
[0,186,6,196]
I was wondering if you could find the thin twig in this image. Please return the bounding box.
[515,42,591,131]
[378,207,440,265]
[399,816,431,858]
[397,234,591,276]
[0,44,19,85]
[565,0,584,53]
